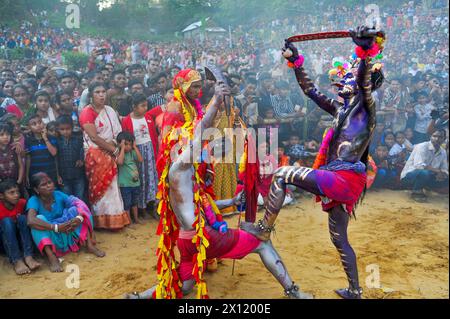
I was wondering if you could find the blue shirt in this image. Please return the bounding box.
[26,191,69,222]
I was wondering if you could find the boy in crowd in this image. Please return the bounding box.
[56,115,85,201]
[24,114,58,189]
[0,179,40,275]
[116,132,144,225]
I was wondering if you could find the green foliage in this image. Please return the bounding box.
[0,48,27,60]
[61,51,90,71]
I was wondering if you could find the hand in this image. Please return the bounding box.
[214,82,230,103]
[282,40,299,63]
[17,176,23,185]
[12,142,23,156]
[120,140,126,149]
[42,128,49,142]
[349,25,376,50]
[69,218,82,230]
[233,190,245,207]
[57,175,64,186]
[57,221,73,234]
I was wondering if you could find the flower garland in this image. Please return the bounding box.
[155,87,211,299]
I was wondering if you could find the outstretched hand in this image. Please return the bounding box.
[349,25,376,50]
[214,82,231,105]
[282,40,299,63]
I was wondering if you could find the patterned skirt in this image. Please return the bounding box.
[137,141,158,209]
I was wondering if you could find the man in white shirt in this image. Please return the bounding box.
[400,130,449,202]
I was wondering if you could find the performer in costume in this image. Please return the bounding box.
[241,26,385,299]
[125,69,312,299]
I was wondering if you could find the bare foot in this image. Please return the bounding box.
[47,254,63,272]
[14,259,31,275]
[134,218,145,225]
[87,244,106,257]
[24,256,41,271]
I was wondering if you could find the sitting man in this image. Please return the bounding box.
[400,129,448,202]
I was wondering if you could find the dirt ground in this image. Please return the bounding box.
[0,189,448,299]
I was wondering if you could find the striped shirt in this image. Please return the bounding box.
[147,93,165,108]
[25,134,57,179]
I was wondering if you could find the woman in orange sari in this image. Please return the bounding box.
[79,82,130,230]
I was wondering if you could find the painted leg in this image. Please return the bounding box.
[328,205,362,299]
[254,240,313,299]
[241,166,322,240]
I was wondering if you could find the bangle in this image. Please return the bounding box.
[113,147,119,157]
[54,224,59,233]
[76,215,84,223]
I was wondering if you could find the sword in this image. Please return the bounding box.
[204,64,231,117]
[286,29,385,43]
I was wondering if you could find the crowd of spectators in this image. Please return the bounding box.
[0,1,448,275]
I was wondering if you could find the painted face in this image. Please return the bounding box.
[336,73,358,100]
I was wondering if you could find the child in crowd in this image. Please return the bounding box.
[116,131,144,225]
[34,90,56,125]
[56,116,85,201]
[0,179,41,275]
[372,145,397,188]
[0,122,24,184]
[121,93,159,219]
[24,114,58,189]
[46,121,58,139]
[404,127,415,151]
[277,146,290,167]
[55,89,82,134]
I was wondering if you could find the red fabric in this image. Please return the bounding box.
[5,104,23,119]
[315,170,367,214]
[177,226,260,281]
[0,199,26,221]
[79,106,98,126]
[121,110,159,155]
[85,148,117,205]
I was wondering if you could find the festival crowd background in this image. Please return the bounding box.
[0,0,448,274]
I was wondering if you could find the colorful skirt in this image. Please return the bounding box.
[85,147,130,230]
[136,141,158,209]
[31,197,94,257]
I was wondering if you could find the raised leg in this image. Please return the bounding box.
[253,240,313,299]
[328,205,362,299]
[241,166,323,240]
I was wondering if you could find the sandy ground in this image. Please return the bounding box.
[0,189,448,299]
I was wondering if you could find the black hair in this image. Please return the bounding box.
[371,69,384,91]
[26,113,41,125]
[116,131,135,144]
[416,90,428,98]
[0,68,14,76]
[0,179,18,194]
[2,78,17,88]
[245,78,257,86]
[0,122,13,137]
[46,121,57,132]
[84,70,103,80]
[128,64,145,73]
[148,72,167,87]
[35,66,48,80]
[33,90,51,102]
[56,115,73,127]
[275,80,290,90]
[128,78,144,90]
[88,81,106,99]
[131,92,147,107]
[30,172,51,190]
[22,78,38,91]
[394,131,405,138]
[55,89,73,105]
[12,84,29,96]
[111,69,126,80]
[58,71,72,81]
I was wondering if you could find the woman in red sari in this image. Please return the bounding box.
[79,82,130,230]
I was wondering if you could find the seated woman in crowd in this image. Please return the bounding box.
[26,172,105,272]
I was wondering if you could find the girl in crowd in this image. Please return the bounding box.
[26,172,104,272]
[121,93,158,219]
[79,81,130,230]
[0,122,23,185]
